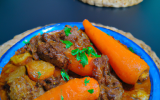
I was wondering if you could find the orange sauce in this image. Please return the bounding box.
[122,77,151,100]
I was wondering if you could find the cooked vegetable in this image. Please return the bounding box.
[0,64,19,86]
[6,66,26,84]
[26,60,55,81]
[71,47,101,67]
[83,19,150,84]
[65,46,101,76]
[34,77,100,100]
[66,52,94,76]
[10,52,32,66]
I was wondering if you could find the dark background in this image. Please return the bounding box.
[0,0,160,58]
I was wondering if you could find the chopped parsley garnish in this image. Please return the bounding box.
[88,89,94,94]
[64,27,72,36]
[86,47,101,58]
[71,48,80,61]
[38,71,41,79]
[128,47,135,53]
[80,52,88,67]
[84,78,90,86]
[61,69,69,81]
[61,95,64,100]
[23,39,30,44]
[60,40,73,48]
[71,47,101,67]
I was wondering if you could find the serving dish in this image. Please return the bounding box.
[0,22,160,100]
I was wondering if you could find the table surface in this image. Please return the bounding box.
[0,0,160,58]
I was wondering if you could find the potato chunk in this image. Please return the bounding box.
[10,52,32,66]
[6,66,26,84]
[26,60,55,81]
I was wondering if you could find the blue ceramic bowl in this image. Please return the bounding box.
[0,22,160,100]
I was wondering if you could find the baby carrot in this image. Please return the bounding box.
[66,52,94,76]
[34,77,100,100]
[83,19,149,84]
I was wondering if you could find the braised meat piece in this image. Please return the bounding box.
[27,33,68,68]
[8,75,45,100]
[99,75,124,100]
[64,25,91,48]
[92,55,124,100]
[38,75,66,91]
[27,25,92,69]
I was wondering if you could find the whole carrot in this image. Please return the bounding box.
[83,19,149,84]
[34,77,100,100]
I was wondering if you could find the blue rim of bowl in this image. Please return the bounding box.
[0,22,160,100]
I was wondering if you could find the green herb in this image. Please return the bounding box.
[23,39,30,44]
[60,40,73,48]
[86,47,101,58]
[71,47,101,67]
[61,69,69,81]
[71,48,81,61]
[64,27,71,36]
[71,48,88,67]
[38,71,41,79]
[84,78,90,86]
[128,47,134,53]
[90,43,93,45]
[61,95,64,100]
[88,89,94,94]
[80,52,88,67]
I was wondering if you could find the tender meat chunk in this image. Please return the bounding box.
[64,25,91,48]
[28,33,68,68]
[92,55,110,84]
[39,75,66,91]
[37,40,68,68]
[27,25,92,69]
[92,55,124,100]
[8,75,45,100]
[99,75,124,100]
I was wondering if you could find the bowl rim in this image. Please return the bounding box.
[0,22,160,100]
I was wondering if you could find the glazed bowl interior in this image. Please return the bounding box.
[0,22,160,100]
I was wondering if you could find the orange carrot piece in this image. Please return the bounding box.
[26,60,55,81]
[34,77,100,100]
[83,19,150,84]
[66,52,94,76]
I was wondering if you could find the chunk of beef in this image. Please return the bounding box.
[99,75,124,100]
[92,55,124,100]
[64,25,91,48]
[28,33,69,68]
[38,75,66,91]
[37,40,68,68]
[92,55,110,84]
[8,75,45,100]
[27,25,92,69]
